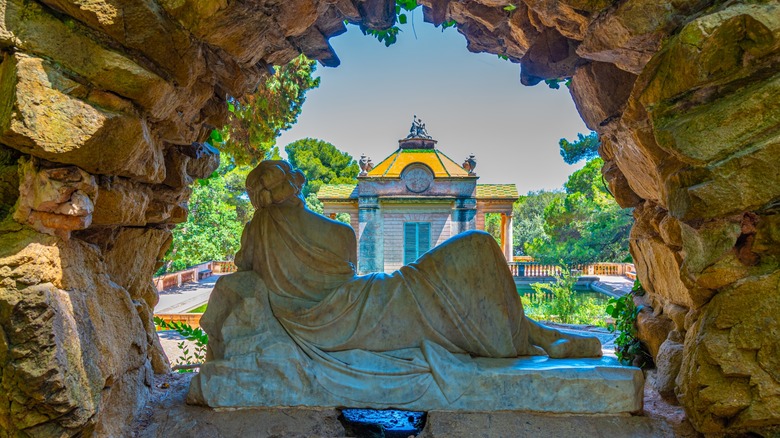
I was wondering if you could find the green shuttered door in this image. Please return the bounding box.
[404,222,431,264]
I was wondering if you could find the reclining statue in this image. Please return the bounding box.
[188,160,605,410]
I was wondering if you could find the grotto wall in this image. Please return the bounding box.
[0,0,778,436]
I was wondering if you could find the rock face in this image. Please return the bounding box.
[0,0,778,436]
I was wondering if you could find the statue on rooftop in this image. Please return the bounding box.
[359,154,374,176]
[462,154,477,175]
[407,114,432,139]
[188,160,603,410]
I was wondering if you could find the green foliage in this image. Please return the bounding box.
[159,161,250,274]
[529,269,577,324]
[559,131,600,165]
[215,55,320,165]
[484,213,503,246]
[154,317,208,372]
[187,303,208,313]
[512,190,565,256]
[605,287,651,367]
[524,269,607,326]
[359,0,455,46]
[284,138,358,225]
[544,78,572,89]
[285,138,359,198]
[525,158,633,265]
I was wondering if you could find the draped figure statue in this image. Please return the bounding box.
[189,160,604,410]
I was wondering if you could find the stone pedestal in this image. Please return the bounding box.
[190,353,643,414]
[137,373,665,438]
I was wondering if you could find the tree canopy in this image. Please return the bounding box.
[162,163,248,272]
[524,157,633,265]
[213,55,320,166]
[285,138,359,219]
[286,138,360,198]
[512,190,565,256]
[558,131,600,165]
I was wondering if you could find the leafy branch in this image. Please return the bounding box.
[605,281,652,367]
[154,317,208,373]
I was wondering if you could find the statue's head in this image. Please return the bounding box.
[246,160,306,210]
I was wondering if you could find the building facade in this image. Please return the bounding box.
[319,118,518,274]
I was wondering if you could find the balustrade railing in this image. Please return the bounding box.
[154,261,216,292]
[508,262,636,279]
[212,260,237,273]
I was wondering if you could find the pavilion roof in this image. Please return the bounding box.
[317,183,519,201]
[366,148,470,178]
[476,184,519,200]
[317,184,358,200]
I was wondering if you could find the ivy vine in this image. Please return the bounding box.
[605,280,652,367]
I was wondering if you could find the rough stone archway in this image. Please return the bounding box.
[0,0,778,436]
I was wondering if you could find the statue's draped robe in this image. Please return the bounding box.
[234,205,532,404]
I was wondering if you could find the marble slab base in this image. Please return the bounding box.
[190,355,643,414]
[135,372,672,438]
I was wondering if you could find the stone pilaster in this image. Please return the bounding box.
[453,197,477,235]
[358,196,382,274]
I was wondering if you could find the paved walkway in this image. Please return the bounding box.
[154,275,223,313]
[590,275,634,298]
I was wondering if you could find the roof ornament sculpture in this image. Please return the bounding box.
[407,114,432,139]
[462,154,477,176]
[359,154,374,176]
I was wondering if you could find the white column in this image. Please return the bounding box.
[503,213,513,261]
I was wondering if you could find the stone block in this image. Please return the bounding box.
[677,270,780,434]
[1,0,184,121]
[39,0,205,88]
[92,178,152,226]
[137,373,664,438]
[0,230,150,436]
[570,61,637,130]
[653,331,684,403]
[12,157,97,238]
[578,0,712,74]
[0,53,165,183]
[163,142,220,188]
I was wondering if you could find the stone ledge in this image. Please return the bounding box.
[134,372,671,438]
[190,354,644,415]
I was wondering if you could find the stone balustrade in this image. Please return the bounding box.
[508,262,636,280]
[153,261,213,292]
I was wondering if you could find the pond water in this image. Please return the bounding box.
[517,284,611,327]
[516,285,610,305]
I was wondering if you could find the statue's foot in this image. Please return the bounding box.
[545,337,602,359]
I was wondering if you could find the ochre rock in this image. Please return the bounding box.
[677,271,780,434]
[653,330,684,403]
[0,228,152,436]
[12,157,97,238]
[0,53,166,183]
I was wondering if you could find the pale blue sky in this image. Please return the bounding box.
[276,9,589,194]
